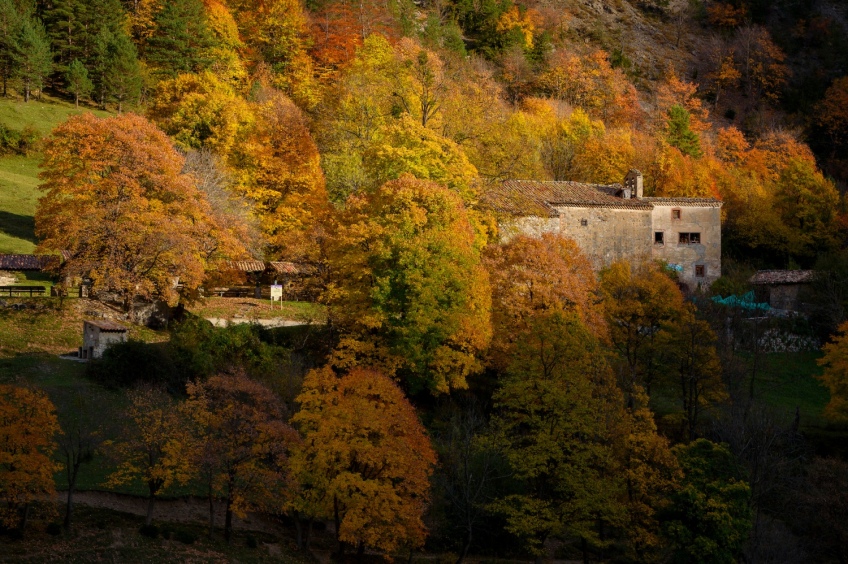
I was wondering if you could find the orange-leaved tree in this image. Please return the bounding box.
[291,366,437,556]
[228,89,329,262]
[484,233,606,370]
[35,113,245,308]
[0,385,60,531]
[106,385,197,526]
[324,174,491,395]
[184,371,299,541]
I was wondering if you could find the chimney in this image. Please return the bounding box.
[624,169,643,199]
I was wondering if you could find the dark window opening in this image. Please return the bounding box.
[654,231,664,244]
[580,218,588,226]
[696,265,705,277]
[679,232,701,244]
[672,208,681,220]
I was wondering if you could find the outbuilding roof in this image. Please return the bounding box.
[0,254,59,271]
[268,261,314,275]
[85,320,128,332]
[482,180,721,216]
[226,260,267,273]
[749,270,815,285]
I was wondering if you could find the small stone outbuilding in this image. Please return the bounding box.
[750,270,815,311]
[80,320,128,360]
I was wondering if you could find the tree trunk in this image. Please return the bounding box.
[207,488,215,537]
[306,518,313,551]
[582,536,589,564]
[294,511,303,550]
[74,92,79,108]
[457,530,472,563]
[224,497,233,543]
[145,495,155,526]
[64,483,76,529]
[334,495,344,557]
[19,503,30,532]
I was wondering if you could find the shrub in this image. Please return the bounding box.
[87,340,179,390]
[46,523,62,536]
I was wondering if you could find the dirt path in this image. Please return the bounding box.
[63,491,283,535]
[205,317,311,328]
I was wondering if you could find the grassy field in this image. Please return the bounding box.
[0,95,111,254]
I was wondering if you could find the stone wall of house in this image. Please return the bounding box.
[82,323,127,359]
[500,209,653,271]
[555,207,653,270]
[650,205,721,289]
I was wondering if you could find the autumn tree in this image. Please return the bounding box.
[184,371,298,541]
[291,366,437,556]
[36,113,244,309]
[537,49,639,127]
[733,25,788,106]
[662,305,727,441]
[484,232,606,369]
[0,385,59,532]
[816,76,848,153]
[53,385,114,530]
[147,71,254,154]
[818,322,848,424]
[488,312,626,557]
[228,89,328,262]
[600,261,686,397]
[107,385,196,525]
[662,439,752,564]
[324,174,491,395]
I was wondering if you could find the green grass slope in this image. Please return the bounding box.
[0,95,110,254]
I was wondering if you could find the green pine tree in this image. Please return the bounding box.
[13,15,52,101]
[665,104,703,158]
[0,0,23,97]
[65,58,92,106]
[144,0,215,77]
[42,0,124,81]
[93,28,141,111]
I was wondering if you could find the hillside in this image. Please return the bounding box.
[0,96,110,254]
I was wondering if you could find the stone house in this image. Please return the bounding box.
[80,320,128,360]
[749,270,815,311]
[483,170,723,289]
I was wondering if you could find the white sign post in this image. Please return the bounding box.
[270,284,283,309]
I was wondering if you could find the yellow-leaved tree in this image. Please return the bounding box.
[818,322,848,423]
[325,174,491,395]
[106,386,197,526]
[291,366,437,556]
[0,385,60,531]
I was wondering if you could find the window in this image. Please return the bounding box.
[580,218,588,226]
[679,232,701,244]
[672,208,682,220]
[654,231,664,245]
[695,265,705,277]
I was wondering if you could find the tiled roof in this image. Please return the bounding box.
[0,254,59,271]
[268,261,314,275]
[642,197,723,207]
[85,320,127,332]
[483,180,654,216]
[226,260,267,273]
[750,270,815,285]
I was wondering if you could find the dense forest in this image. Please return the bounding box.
[1,0,848,562]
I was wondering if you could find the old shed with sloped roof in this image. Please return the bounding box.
[750,270,815,311]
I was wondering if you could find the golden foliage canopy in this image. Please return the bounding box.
[36,113,245,306]
[291,366,437,553]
